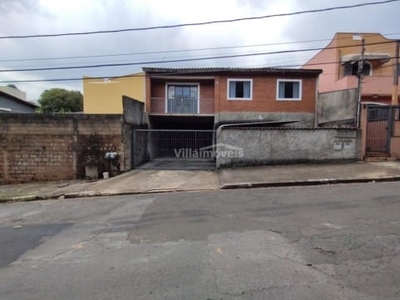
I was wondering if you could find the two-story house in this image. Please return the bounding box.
[303,32,400,105]
[143,67,322,131]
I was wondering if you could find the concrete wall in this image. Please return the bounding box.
[123,96,146,125]
[0,114,126,184]
[83,73,145,114]
[0,94,37,113]
[122,96,149,168]
[216,112,315,127]
[217,127,360,167]
[132,130,150,167]
[317,89,357,126]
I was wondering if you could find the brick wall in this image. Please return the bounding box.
[147,74,318,116]
[0,114,126,184]
[217,75,317,113]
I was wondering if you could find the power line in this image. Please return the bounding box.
[0,48,323,73]
[0,40,396,73]
[1,0,399,40]
[1,54,399,84]
[0,39,335,63]
[2,31,400,64]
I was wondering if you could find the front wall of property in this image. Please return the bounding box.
[217,128,360,167]
[0,114,126,184]
[216,75,317,113]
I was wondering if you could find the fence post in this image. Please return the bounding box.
[387,107,394,153]
[131,128,136,169]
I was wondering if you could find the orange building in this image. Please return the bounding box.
[83,73,145,114]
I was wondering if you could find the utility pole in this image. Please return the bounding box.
[356,38,365,128]
[392,41,399,105]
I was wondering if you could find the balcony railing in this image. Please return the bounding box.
[150,97,214,114]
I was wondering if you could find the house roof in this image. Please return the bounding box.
[0,90,38,108]
[142,67,322,76]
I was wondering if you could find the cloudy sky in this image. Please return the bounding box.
[1,0,400,102]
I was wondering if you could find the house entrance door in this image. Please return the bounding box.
[365,106,392,156]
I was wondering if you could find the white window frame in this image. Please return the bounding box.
[165,82,200,114]
[227,78,253,101]
[362,61,373,76]
[276,79,302,101]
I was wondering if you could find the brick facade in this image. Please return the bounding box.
[145,68,321,117]
[217,75,317,113]
[0,114,126,184]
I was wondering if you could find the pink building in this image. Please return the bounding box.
[303,32,399,105]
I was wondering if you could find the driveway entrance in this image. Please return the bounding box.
[132,129,215,170]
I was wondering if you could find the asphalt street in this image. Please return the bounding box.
[0,182,400,299]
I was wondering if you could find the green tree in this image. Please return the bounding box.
[37,88,83,113]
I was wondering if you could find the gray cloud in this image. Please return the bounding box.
[282,0,400,41]
[0,0,40,15]
[0,0,399,101]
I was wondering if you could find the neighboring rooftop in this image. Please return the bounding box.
[0,88,38,109]
[0,86,27,101]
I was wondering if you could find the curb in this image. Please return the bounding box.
[2,176,400,203]
[0,188,194,203]
[220,175,400,189]
[0,195,48,203]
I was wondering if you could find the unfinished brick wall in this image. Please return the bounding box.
[0,114,126,184]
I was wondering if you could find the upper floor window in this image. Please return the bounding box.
[227,79,253,100]
[343,61,372,77]
[276,79,302,101]
[166,84,199,114]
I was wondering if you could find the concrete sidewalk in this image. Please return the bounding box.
[219,161,400,189]
[1,161,400,202]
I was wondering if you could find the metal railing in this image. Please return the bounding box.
[150,97,214,114]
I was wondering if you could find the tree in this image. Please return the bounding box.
[37,88,83,113]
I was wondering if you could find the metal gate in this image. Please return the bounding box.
[366,106,392,155]
[132,129,215,169]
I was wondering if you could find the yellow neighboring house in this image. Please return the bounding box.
[83,72,145,114]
